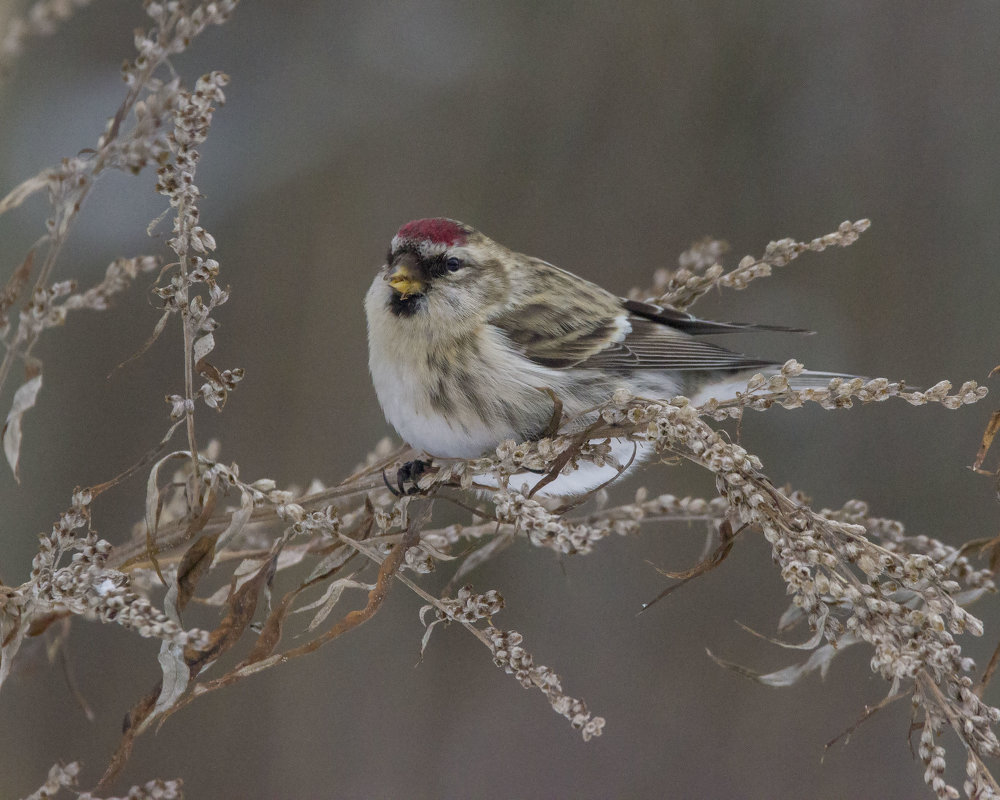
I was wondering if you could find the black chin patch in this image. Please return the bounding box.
[388,292,426,317]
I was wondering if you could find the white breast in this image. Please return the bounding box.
[367,348,495,457]
[365,276,563,458]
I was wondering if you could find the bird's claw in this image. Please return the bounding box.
[383,459,431,497]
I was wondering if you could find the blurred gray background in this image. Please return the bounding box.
[1,1,998,798]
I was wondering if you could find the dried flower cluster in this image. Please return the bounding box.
[633,219,871,310]
[24,761,182,800]
[638,398,998,798]
[152,68,243,469]
[486,626,606,741]
[0,0,237,481]
[0,3,997,799]
[0,487,209,688]
[0,0,92,78]
[494,488,630,555]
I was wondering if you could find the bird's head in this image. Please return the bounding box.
[378,218,510,320]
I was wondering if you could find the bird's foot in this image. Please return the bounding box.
[383,459,431,497]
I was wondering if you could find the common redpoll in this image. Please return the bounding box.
[366,218,847,496]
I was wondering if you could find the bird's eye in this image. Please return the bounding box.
[445,256,463,272]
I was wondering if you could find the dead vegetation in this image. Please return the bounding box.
[2,3,998,798]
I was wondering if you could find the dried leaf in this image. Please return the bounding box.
[825,689,906,750]
[119,534,295,753]
[304,545,355,583]
[444,531,515,597]
[707,636,860,687]
[211,488,254,562]
[113,505,281,755]
[976,639,1000,699]
[53,628,94,721]
[175,529,220,612]
[415,539,456,562]
[960,532,1000,574]
[194,547,284,667]
[88,416,186,501]
[199,582,235,607]
[0,249,34,324]
[243,585,307,664]
[0,173,47,214]
[97,683,161,790]
[193,332,215,362]
[196,358,224,386]
[274,546,310,572]
[972,410,1000,473]
[2,373,42,482]
[640,519,745,612]
[159,499,434,721]
[159,489,221,620]
[142,642,189,733]
[99,500,432,788]
[144,451,191,585]
[294,576,374,632]
[104,92,131,145]
[419,612,444,657]
[242,524,385,668]
[110,309,171,377]
[777,602,806,633]
[191,653,283,688]
[230,557,268,594]
[736,607,829,651]
[0,600,28,689]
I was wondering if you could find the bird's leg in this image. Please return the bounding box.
[382,469,401,497]
[383,458,431,496]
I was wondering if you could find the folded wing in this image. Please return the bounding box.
[491,285,800,372]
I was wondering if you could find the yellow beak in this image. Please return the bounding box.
[387,263,425,298]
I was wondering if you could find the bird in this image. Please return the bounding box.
[365,218,847,497]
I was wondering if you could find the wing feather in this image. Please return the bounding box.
[582,317,780,371]
[489,266,795,372]
[488,261,627,368]
[623,299,810,335]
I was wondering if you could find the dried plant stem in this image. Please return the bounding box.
[0,22,993,788]
[917,671,1000,796]
[0,235,68,387]
[0,1,182,398]
[336,519,492,651]
[976,640,1000,699]
[178,238,199,481]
